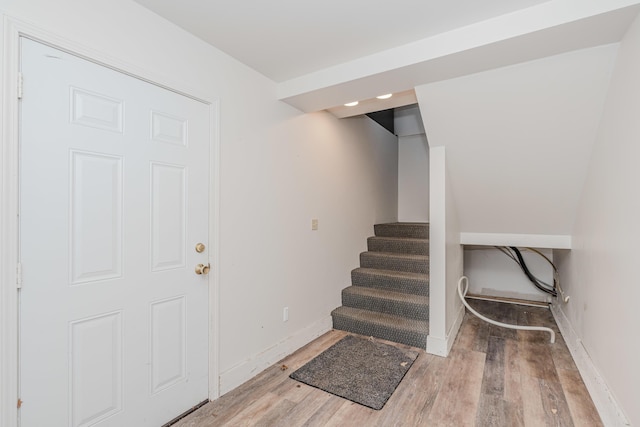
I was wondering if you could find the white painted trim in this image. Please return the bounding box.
[1,16,21,427]
[218,316,333,395]
[460,232,572,249]
[427,146,447,356]
[550,304,631,426]
[426,304,465,357]
[2,15,217,104]
[207,98,221,400]
[0,17,223,424]
[425,335,447,357]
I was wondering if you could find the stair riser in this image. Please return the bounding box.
[360,253,428,274]
[332,313,427,348]
[351,270,428,296]
[367,237,428,255]
[342,291,429,321]
[374,224,429,239]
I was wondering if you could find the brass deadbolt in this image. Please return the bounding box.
[195,243,206,253]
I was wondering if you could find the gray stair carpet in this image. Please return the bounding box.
[367,236,428,255]
[360,252,428,274]
[331,222,430,348]
[374,222,429,239]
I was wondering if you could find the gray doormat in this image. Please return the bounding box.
[289,335,419,410]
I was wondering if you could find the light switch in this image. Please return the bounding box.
[311,219,318,231]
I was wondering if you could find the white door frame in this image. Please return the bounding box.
[0,18,221,427]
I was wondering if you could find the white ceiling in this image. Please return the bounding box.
[132,0,640,115]
[132,0,549,82]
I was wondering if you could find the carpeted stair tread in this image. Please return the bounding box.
[367,236,428,255]
[374,222,429,239]
[331,306,428,348]
[360,251,429,274]
[351,268,429,296]
[342,286,429,320]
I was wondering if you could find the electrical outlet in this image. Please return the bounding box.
[283,307,289,322]
[311,219,318,231]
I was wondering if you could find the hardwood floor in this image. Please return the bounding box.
[174,300,601,426]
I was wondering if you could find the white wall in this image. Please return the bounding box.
[0,0,399,410]
[444,154,464,344]
[554,13,640,426]
[219,113,398,390]
[398,134,429,222]
[426,147,463,356]
[416,45,620,356]
[396,104,429,223]
[394,104,425,137]
[416,44,618,239]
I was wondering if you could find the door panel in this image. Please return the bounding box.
[70,151,123,284]
[19,38,211,427]
[69,311,123,427]
[150,162,187,271]
[150,296,186,394]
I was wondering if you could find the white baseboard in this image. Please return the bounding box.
[426,304,465,357]
[218,316,332,395]
[550,304,630,426]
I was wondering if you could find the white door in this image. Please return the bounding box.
[19,38,211,427]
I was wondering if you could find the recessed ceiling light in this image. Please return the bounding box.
[376,94,393,100]
[344,101,359,107]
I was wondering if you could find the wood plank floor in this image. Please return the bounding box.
[174,300,601,426]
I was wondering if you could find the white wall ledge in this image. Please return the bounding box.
[460,232,572,249]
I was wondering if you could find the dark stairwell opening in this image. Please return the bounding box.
[366,108,395,135]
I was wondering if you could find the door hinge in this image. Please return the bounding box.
[17,398,23,408]
[17,72,23,99]
[16,263,22,289]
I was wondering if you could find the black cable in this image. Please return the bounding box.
[509,247,557,297]
[511,248,555,291]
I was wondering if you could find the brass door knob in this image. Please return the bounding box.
[195,263,210,275]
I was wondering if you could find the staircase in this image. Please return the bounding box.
[331,222,429,348]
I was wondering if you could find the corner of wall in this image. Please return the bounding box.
[426,303,464,357]
[218,316,332,395]
[426,145,464,357]
[550,304,630,426]
[427,146,446,355]
[551,11,640,427]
